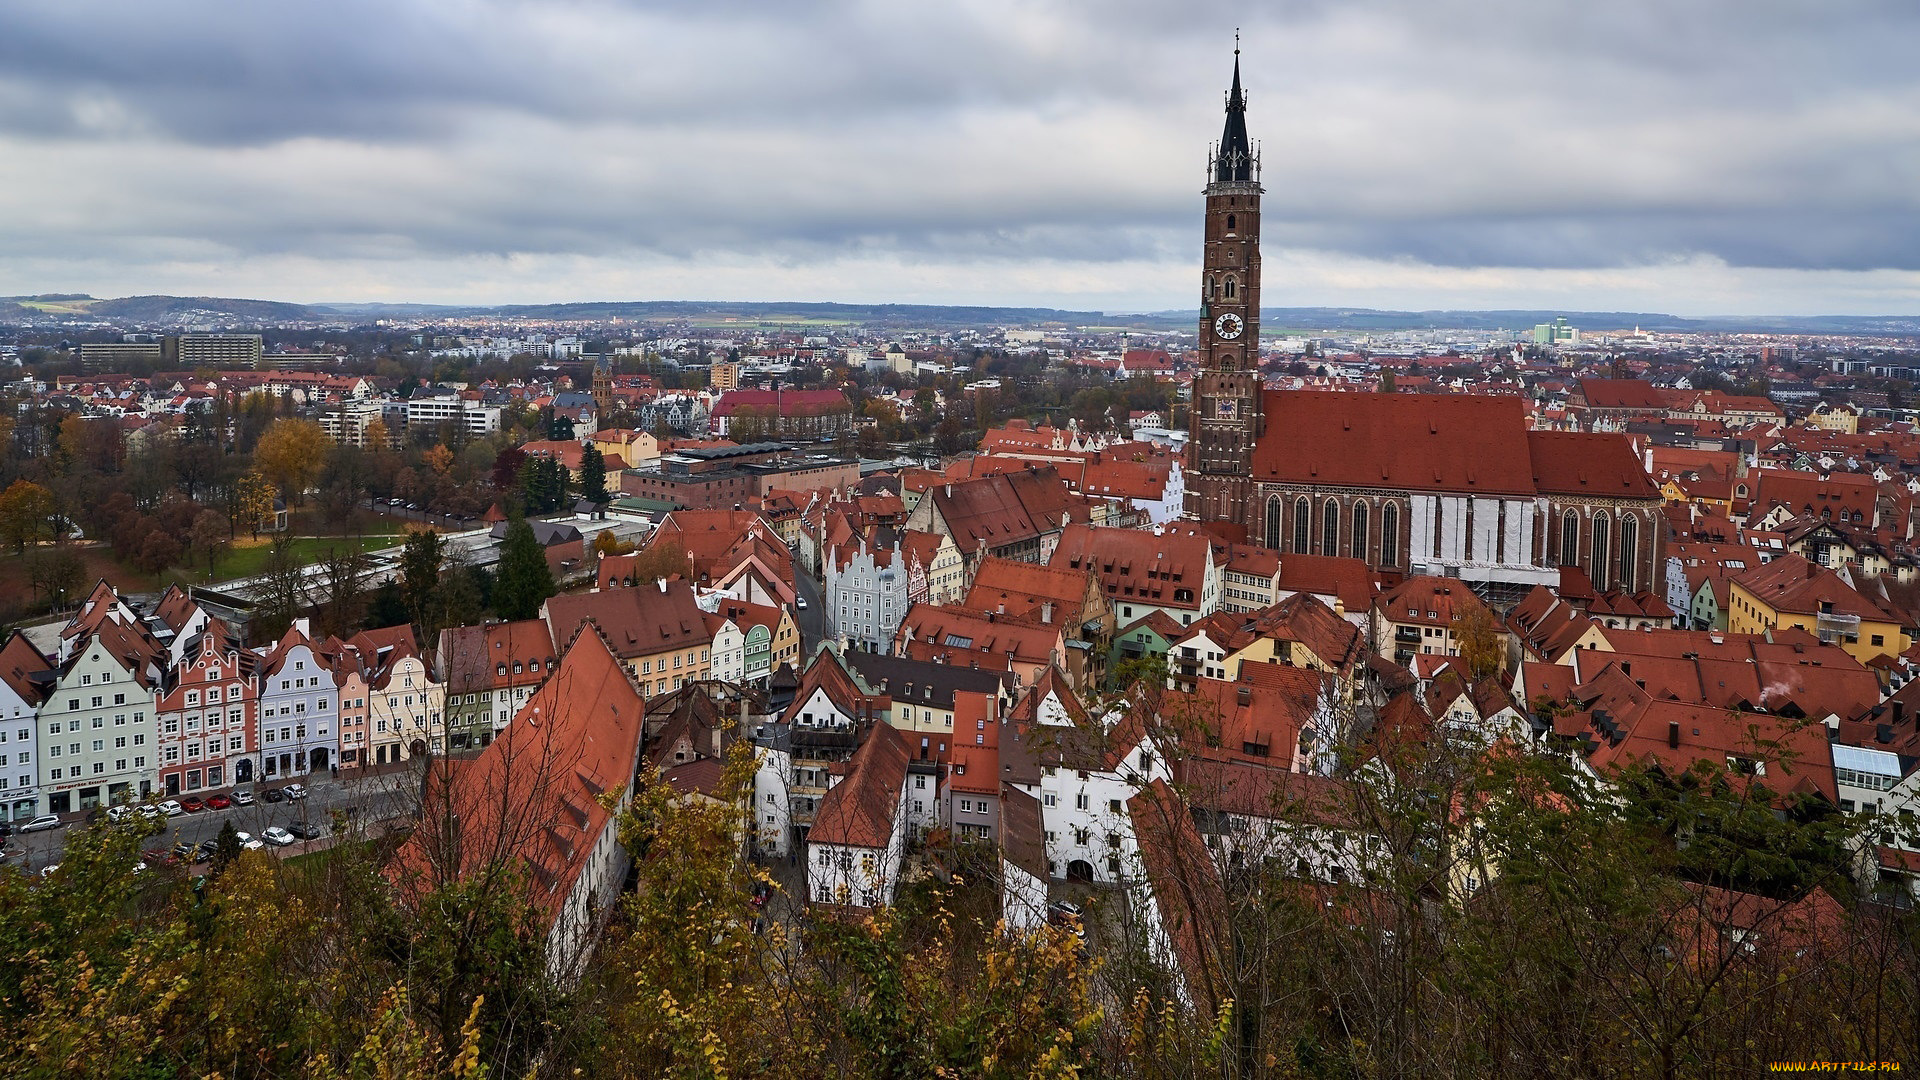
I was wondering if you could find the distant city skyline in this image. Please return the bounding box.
[2,2,1917,315]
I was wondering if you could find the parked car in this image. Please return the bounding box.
[261,827,295,847]
[20,814,63,833]
[195,839,219,861]
[204,794,231,811]
[106,804,134,822]
[287,820,323,841]
[795,597,808,610]
[262,788,286,804]
[0,820,11,839]
[180,797,206,813]
[233,831,265,851]
[158,800,184,816]
[284,784,308,801]
[230,788,255,806]
[1047,901,1087,938]
[39,864,59,878]
[171,841,196,861]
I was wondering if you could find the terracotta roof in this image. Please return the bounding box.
[1732,553,1902,621]
[1252,391,1537,495]
[543,580,712,664]
[809,722,910,849]
[1128,779,1228,1015]
[1049,524,1212,613]
[1527,431,1663,498]
[1506,585,1599,662]
[1575,378,1667,410]
[1273,553,1375,614]
[0,631,53,706]
[997,783,1048,881]
[1375,576,1495,629]
[437,619,558,694]
[965,556,1101,625]
[387,630,647,921]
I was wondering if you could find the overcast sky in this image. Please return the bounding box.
[1,0,1917,315]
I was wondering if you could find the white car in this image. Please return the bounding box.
[230,789,255,806]
[261,827,296,847]
[233,831,266,851]
[284,784,308,801]
[20,814,62,833]
[795,598,808,610]
[157,800,184,816]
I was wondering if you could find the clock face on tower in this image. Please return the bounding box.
[1214,312,1244,340]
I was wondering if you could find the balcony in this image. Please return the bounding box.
[1394,626,1423,644]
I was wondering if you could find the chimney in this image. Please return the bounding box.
[1237,685,1252,706]
[1041,601,1054,624]
[657,577,668,593]
[1667,720,1680,749]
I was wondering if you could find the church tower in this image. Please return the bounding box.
[1185,48,1265,526]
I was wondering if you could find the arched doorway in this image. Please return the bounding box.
[235,758,253,784]
[309,747,329,772]
[409,739,428,760]
[1066,859,1095,884]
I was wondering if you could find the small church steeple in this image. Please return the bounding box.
[1214,36,1254,183]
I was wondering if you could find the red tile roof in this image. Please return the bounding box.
[809,722,910,849]
[1253,391,1537,495]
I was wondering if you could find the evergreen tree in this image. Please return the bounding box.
[517,456,568,514]
[492,518,554,621]
[579,445,609,505]
[398,529,444,633]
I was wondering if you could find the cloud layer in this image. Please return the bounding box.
[1,0,1917,315]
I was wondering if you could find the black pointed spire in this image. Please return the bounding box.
[1215,40,1253,183]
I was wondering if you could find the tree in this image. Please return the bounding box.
[313,546,371,641]
[1450,601,1505,682]
[491,518,554,621]
[25,545,84,610]
[235,469,277,540]
[135,528,181,576]
[578,445,609,505]
[188,510,232,577]
[253,537,310,641]
[252,418,331,504]
[213,819,243,872]
[399,529,446,634]
[593,528,634,558]
[423,443,455,475]
[518,456,568,515]
[0,479,55,553]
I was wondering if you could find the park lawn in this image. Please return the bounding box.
[211,533,406,581]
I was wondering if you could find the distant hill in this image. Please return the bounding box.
[2,294,1916,336]
[318,299,1135,329]
[86,294,318,323]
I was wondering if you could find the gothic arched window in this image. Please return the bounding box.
[1224,276,1237,300]
[1381,504,1400,567]
[1265,496,1282,550]
[1293,498,1310,554]
[1322,499,1339,555]
[1206,275,1216,300]
[1591,512,1612,591]
[1226,214,1236,231]
[1619,514,1639,593]
[1561,510,1580,567]
[1351,502,1369,561]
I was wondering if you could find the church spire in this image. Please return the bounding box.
[1214,37,1253,183]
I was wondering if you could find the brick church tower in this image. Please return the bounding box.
[1185,49,1265,525]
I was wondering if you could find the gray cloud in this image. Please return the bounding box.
[0,0,1916,312]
